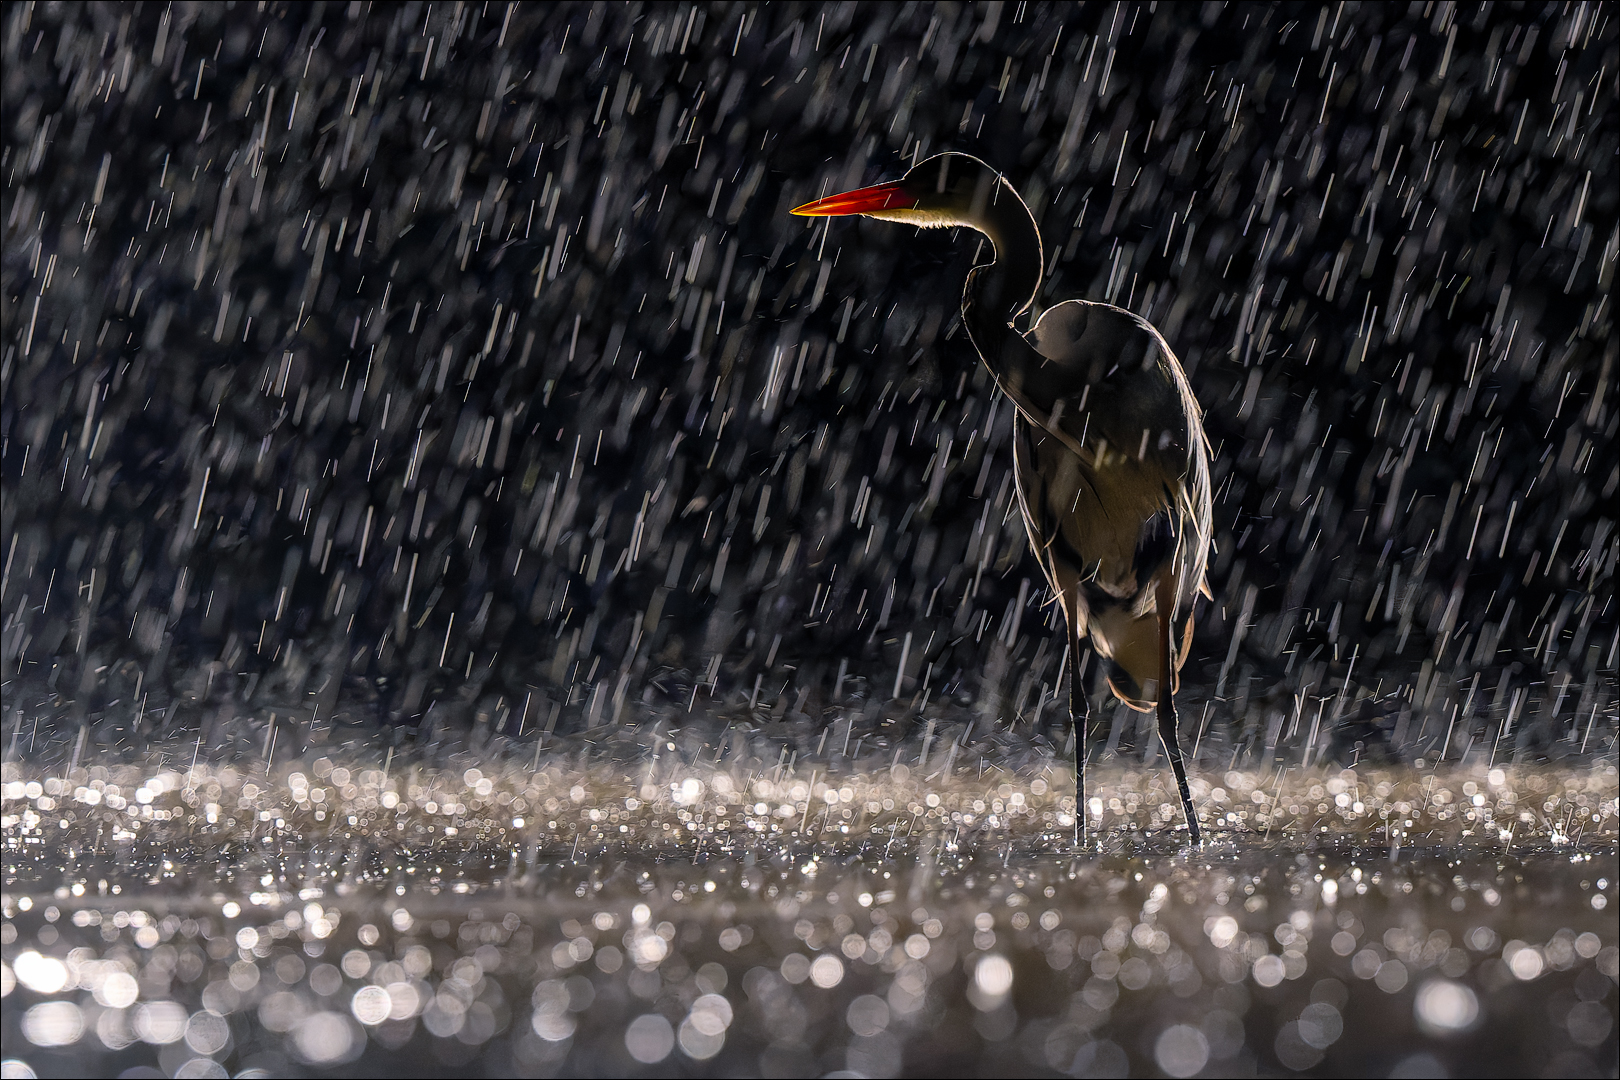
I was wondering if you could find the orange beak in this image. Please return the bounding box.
[790,180,918,217]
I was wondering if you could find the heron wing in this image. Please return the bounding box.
[1001,300,1212,615]
[978,299,1212,707]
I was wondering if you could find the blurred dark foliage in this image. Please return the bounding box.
[1,1,1614,769]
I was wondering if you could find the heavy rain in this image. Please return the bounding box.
[1,1,1614,1077]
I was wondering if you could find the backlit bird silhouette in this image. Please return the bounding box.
[793,153,1211,844]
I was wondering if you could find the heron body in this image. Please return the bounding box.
[794,153,1210,843]
[998,299,1211,711]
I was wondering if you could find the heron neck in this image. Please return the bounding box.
[964,183,1042,323]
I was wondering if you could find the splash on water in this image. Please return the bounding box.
[3,750,1616,1077]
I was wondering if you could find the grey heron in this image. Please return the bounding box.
[793,152,1212,844]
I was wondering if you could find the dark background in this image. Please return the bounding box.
[2,1,1613,771]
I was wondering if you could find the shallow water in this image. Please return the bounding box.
[3,755,1616,1078]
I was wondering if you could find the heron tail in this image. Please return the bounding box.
[1094,601,1193,710]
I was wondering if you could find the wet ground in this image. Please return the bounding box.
[2,756,1616,1078]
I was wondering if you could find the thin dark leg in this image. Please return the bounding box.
[1070,631,1088,847]
[1156,579,1201,845]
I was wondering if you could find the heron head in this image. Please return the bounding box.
[790,152,1006,230]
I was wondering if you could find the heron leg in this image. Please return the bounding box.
[1156,578,1201,846]
[1070,630,1088,848]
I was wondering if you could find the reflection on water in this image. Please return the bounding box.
[2,756,1615,1077]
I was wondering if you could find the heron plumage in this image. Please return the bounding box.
[999,299,1212,710]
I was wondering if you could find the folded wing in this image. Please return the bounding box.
[971,297,1211,707]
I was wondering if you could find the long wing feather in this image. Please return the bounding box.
[973,295,1212,707]
[969,298,1211,604]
